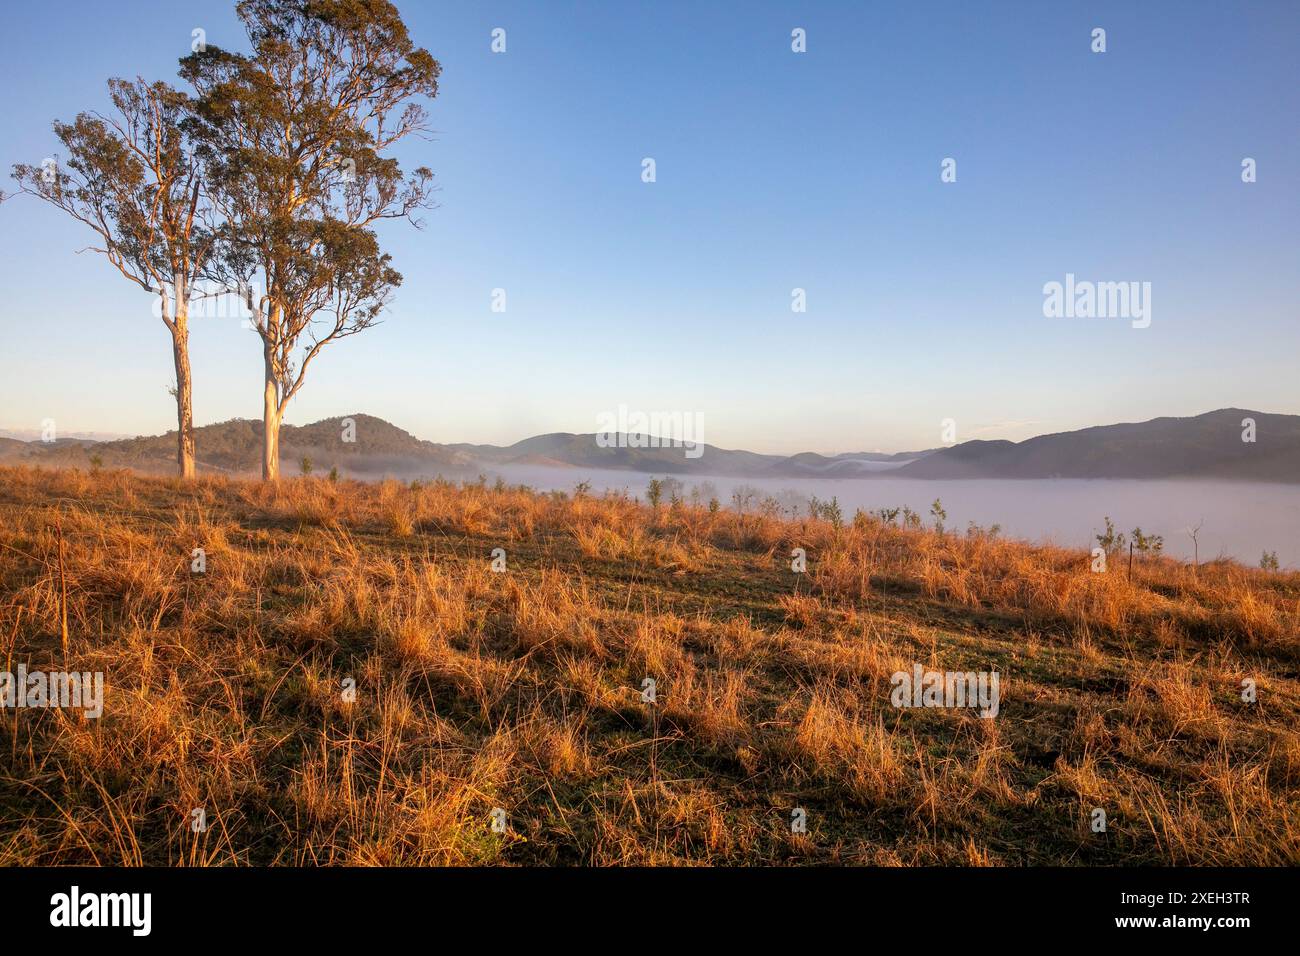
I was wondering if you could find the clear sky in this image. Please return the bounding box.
[1,0,1297,454]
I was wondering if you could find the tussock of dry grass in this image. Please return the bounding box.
[0,464,1297,865]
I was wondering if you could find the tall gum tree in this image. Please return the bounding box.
[12,79,216,478]
[182,0,439,481]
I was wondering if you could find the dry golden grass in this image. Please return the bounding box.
[0,464,1297,865]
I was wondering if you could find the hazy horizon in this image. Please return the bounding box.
[1,401,1294,458]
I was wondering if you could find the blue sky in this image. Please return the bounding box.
[2,0,1297,454]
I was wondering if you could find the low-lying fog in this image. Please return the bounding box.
[412,463,1298,570]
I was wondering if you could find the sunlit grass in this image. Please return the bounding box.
[0,464,1296,865]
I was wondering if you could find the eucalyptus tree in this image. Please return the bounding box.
[182,0,439,480]
[12,79,216,478]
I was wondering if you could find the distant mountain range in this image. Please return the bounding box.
[896,408,1299,482]
[445,432,929,477]
[0,408,1295,483]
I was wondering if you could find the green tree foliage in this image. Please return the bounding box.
[12,79,216,478]
[181,0,440,480]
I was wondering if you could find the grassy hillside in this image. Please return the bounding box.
[0,465,1296,865]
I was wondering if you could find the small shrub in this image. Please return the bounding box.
[930,498,947,534]
[1131,527,1164,555]
[873,507,900,526]
[1096,516,1125,555]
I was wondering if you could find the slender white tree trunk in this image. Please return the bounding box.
[262,344,281,481]
[163,282,196,480]
[172,320,196,479]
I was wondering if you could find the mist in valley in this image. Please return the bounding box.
[396,462,1299,570]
